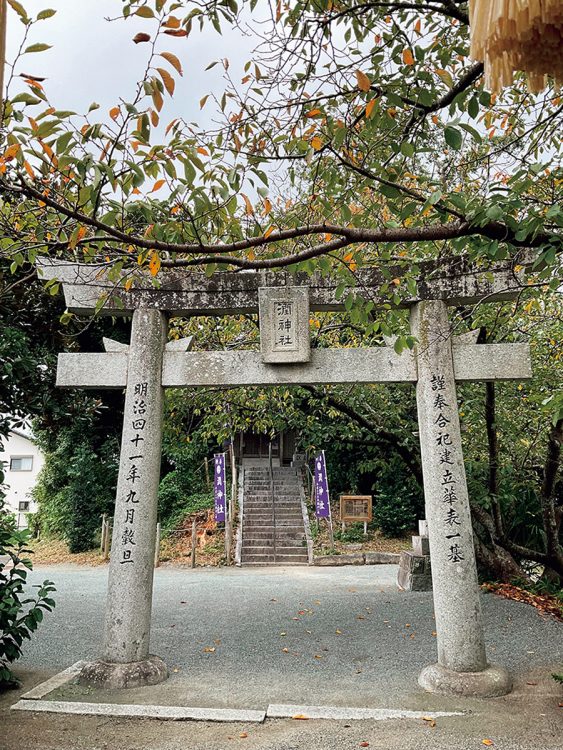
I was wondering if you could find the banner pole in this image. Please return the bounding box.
[322,450,335,549]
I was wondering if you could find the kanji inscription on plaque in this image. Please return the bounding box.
[258,286,311,363]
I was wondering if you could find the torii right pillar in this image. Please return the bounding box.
[411,300,512,697]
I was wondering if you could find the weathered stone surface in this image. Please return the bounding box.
[418,520,429,536]
[77,655,168,690]
[397,551,433,591]
[56,343,531,391]
[412,535,430,556]
[259,286,311,363]
[418,663,513,698]
[103,308,167,667]
[364,552,400,565]
[411,300,491,678]
[313,553,365,566]
[36,255,535,316]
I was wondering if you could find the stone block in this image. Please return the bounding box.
[397,551,433,591]
[418,520,429,536]
[412,535,430,556]
[313,553,365,566]
[259,287,310,363]
[364,552,400,565]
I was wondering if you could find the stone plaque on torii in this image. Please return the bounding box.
[37,256,533,697]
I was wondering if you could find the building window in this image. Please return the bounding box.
[18,501,30,512]
[10,456,33,472]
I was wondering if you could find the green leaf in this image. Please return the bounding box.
[37,8,57,20]
[24,43,52,53]
[467,96,479,119]
[444,126,462,150]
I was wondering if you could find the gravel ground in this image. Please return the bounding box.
[1,564,561,750]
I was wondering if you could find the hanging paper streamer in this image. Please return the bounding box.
[314,451,331,519]
[214,453,226,522]
[469,0,563,93]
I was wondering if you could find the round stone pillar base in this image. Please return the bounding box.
[77,655,168,689]
[419,663,512,698]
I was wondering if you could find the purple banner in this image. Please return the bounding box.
[214,453,226,522]
[314,451,330,518]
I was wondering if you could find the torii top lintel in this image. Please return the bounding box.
[36,254,532,317]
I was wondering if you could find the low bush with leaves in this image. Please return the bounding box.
[0,516,56,688]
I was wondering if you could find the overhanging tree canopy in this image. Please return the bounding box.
[0,0,561,294]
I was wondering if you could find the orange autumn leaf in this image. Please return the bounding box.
[305,108,322,118]
[157,67,175,96]
[3,143,20,160]
[482,741,494,747]
[163,28,188,37]
[292,714,309,720]
[150,109,159,127]
[149,251,161,277]
[414,18,422,34]
[356,70,372,92]
[197,146,209,156]
[402,48,415,65]
[365,99,377,118]
[23,160,35,179]
[151,180,166,193]
[311,135,323,150]
[263,198,272,215]
[264,225,275,238]
[241,193,254,215]
[164,15,181,28]
[152,88,164,112]
[159,51,183,75]
[109,106,120,121]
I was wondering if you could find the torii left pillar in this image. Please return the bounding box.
[79,308,168,688]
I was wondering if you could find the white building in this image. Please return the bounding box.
[0,425,44,529]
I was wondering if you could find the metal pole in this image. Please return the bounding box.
[191,520,197,568]
[154,522,161,568]
[100,514,107,554]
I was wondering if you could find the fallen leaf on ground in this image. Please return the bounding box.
[336,629,342,634]
[239,732,248,738]
[270,598,277,602]
[180,601,187,604]
[422,716,436,727]
[280,632,287,636]
[359,742,370,747]
[314,654,323,659]
[482,583,562,621]
[357,615,365,620]
[292,714,309,720]
[482,741,494,746]
[282,647,289,653]
[172,667,180,673]
[292,617,299,621]
[214,639,222,645]
[203,647,216,653]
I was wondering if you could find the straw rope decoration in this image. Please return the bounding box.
[469,0,563,93]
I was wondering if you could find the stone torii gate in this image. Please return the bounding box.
[38,256,533,697]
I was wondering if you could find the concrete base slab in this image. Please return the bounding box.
[11,699,266,723]
[266,704,463,721]
[20,661,85,700]
[77,655,168,690]
[418,663,513,698]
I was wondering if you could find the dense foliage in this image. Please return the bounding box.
[0,514,55,688]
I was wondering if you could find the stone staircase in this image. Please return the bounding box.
[240,467,309,566]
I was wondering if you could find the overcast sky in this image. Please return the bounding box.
[6,0,254,128]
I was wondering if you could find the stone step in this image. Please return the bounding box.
[241,554,308,564]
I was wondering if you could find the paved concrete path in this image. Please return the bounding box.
[15,564,562,711]
[2,564,562,750]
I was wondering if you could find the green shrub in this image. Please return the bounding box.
[33,427,118,552]
[0,517,56,688]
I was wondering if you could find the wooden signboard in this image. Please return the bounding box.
[339,495,372,523]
